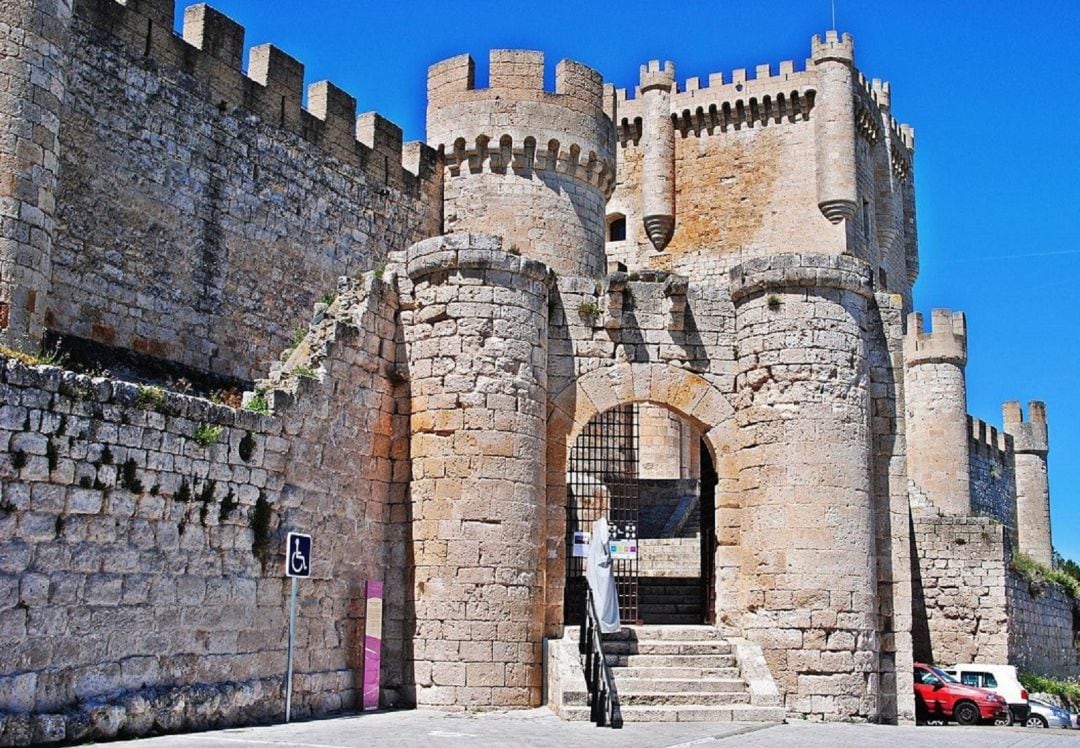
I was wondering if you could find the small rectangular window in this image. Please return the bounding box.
[608,216,626,242]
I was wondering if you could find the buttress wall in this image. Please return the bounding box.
[606,33,916,310]
[45,0,440,382]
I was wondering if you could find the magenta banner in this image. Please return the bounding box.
[362,579,383,711]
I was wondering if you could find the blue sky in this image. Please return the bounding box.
[175,1,1080,558]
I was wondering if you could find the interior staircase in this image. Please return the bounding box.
[548,625,784,723]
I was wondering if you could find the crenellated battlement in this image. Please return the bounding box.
[968,415,1013,457]
[427,50,614,192]
[811,30,854,64]
[615,60,816,143]
[640,59,675,92]
[904,309,967,366]
[74,0,439,194]
[1002,401,1049,454]
[427,50,607,115]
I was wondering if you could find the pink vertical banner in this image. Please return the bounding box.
[362,579,383,711]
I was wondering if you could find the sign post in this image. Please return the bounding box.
[284,531,311,723]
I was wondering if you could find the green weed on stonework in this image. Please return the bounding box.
[244,389,270,415]
[135,385,167,412]
[193,424,223,448]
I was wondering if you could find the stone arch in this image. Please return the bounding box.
[544,362,740,634]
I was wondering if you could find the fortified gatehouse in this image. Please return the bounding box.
[0,1,1067,742]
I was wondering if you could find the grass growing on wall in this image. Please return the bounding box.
[1012,552,1080,600]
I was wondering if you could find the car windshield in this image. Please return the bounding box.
[930,667,959,684]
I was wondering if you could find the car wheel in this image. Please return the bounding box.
[993,711,1013,727]
[954,700,980,726]
[1024,714,1048,728]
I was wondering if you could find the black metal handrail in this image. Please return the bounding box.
[578,586,623,728]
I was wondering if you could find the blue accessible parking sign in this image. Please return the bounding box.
[285,532,312,578]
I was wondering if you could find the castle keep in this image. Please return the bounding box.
[0,0,1068,741]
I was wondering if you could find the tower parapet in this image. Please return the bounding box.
[811,31,858,224]
[903,309,971,516]
[903,309,966,366]
[427,50,616,279]
[1003,401,1052,566]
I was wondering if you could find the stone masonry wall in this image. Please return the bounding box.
[910,515,1008,667]
[1006,572,1080,679]
[47,1,440,382]
[968,417,1017,537]
[0,272,405,744]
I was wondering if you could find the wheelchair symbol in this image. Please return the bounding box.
[285,532,312,578]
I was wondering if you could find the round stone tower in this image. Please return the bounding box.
[1003,401,1052,566]
[0,0,73,350]
[426,50,616,279]
[730,254,879,719]
[402,233,551,708]
[811,31,858,224]
[903,309,971,516]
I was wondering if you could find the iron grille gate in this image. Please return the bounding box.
[565,404,640,625]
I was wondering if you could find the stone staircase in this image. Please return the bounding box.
[638,577,703,624]
[547,625,784,723]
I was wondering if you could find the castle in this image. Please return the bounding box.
[0,0,1071,741]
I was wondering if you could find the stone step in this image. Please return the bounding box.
[605,653,737,668]
[600,640,732,656]
[561,704,786,723]
[563,690,751,707]
[639,614,705,625]
[616,677,746,693]
[613,666,742,679]
[573,625,726,641]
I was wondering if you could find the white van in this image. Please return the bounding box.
[943,664,1030,725]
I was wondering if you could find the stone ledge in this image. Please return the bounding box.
[729,253,873,302]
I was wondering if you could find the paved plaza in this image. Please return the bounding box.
[118,709,1077,748]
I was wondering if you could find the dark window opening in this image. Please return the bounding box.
[608,215,626,242]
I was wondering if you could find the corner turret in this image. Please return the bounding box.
[639,60,676,251]
[426,50,616,279]
[811,31,858,224]
[1003,401,1052,566]
[903,310,971,516]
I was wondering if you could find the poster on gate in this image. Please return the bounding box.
[610,539,637,559]
[572,531,591,558]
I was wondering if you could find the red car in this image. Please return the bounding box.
[914,663,1008,725]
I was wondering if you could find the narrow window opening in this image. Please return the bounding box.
[608,214,627,242]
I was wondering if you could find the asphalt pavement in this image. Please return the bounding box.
[105,708,1080,748]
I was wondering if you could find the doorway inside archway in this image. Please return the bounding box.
[564,403,716,625]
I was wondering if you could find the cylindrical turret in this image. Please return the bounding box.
[0,0,73,350]
[903,309,971,516]
[730,254,879,720]
[1003,401,1052,566]
[811,31,858,224]
[639,60,675,251]
[403,234,551,708]
[427,50,616,279]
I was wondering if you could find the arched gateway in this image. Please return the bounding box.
[545,362,738,635]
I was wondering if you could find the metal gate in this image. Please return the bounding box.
[565,404,640,625]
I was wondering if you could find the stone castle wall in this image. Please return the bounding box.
[46,0,440,382]
[967,417,1017,535]
[0,273,408,742]
[1006,572,1080,679]
[910,515,1009,667]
